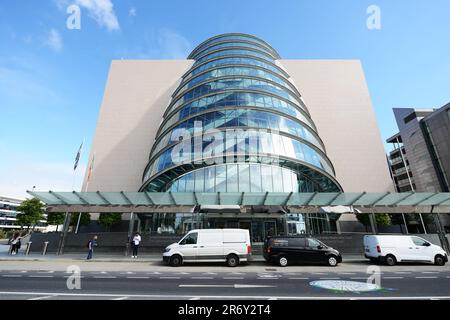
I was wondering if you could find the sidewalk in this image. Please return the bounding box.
[0,244,366,263]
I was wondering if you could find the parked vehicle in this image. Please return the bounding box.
[263,236,342,267]
[364,235,448,266]
[163,229,251,267]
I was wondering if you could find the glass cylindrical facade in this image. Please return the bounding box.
[140,33,342,194]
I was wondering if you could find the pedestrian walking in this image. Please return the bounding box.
[131,232,141,258]
[10,232,21,255]
[86,235,98,260]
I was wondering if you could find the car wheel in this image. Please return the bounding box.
[226,254,239,267]
[435,255,446,266]
[278,256,288,267]
[169,254,182,267]
[385,254,396,266]
[327,255,338,267]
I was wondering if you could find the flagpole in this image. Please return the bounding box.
[74,139,85,234]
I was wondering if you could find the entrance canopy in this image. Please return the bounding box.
[27,191,450,214]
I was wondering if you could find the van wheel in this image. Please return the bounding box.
[327,255,338,267]
[435,255,446,266]
[170,254,182,267]
[226,254,239,267]
[385,255,396,266]
[278,256,288,267]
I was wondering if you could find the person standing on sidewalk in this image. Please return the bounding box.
[86,235,98,260]
[131,232,141,258]
[9,232,21,255]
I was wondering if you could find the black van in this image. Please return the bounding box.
[263,236,342,267]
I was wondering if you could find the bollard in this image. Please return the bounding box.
[25,242,32,255]
[42,241,49,255]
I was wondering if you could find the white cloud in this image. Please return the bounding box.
[157,29,192,59]
[46,29,63,52]
[129,7,137,17]
[76,0,120,31]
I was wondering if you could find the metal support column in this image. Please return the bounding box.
[57,212,72,255]
[402,213,409,234]
[126,212,135,256]
[369,210,378,234]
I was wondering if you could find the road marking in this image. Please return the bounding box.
[415,276,438,279]
[230,273,245,275]
[179,284,276,289]
[29,275,53,278]
[126,276,150,279]
[2,275,22,278]
[189,297,201,300]
[394,272,411,274]
[93,276,116,279]
[383,277,404,279]
[268,297,277,300]
[311,273,327,275]
[350,277,367,280]
[421,272,439,274]
[112,296,128,300]
[176,272,189,275]
[204,272,217,275]
[223,277,244,280]
[320,277,340,280]
[160,277,180,279]
[120,272,135,275]
[288,277,309,280]
[191,277,214,279]
[339,273,356,275]
[147,272,161,275]
[28,295,54,300]
[37,271,54,274]
[2,291,450,300]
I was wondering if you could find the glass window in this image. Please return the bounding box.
[250,165,262,192]
[238,164,250,192]
[282,168,293,192]
[411,237,429,246]
[216,165,227,192]
[261,165,273,191]
[180,232,198,245]
[194,169,204,192]
[307,238,321,248]
[227,165,239,192]
[204,166,216,192]
[272,166,283,192]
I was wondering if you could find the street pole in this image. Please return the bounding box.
[58,211,72,255]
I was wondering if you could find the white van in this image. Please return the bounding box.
[163,229,251,267]
[364,235,448,266]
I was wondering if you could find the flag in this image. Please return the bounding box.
[87,154,95,183]
[73,142,83,171]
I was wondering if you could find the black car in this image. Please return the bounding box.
[263,236,342,267]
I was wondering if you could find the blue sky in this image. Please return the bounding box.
[0,0,449,198]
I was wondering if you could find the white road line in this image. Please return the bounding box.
[421,272,439,274]
[311,273,327,275]
[383,277,404,279]
[204,272,217,275]
[93,276,116,279]
[120,272,136,275]
[126,276,150,279]
[37,271,54,274]
[29,275,54,278]
[112,296,129,300]
[268,297,277,300]
[394,272,411,274]
[191,277,214,279]
[2,275,22,278]
[28,295,55,300]
[350,277,367,280]
[230,273,245,275]
[339,273,357,275]
[288,277,309,280]
[160,277,180,279]
[2,291,450,300]
[223,277,244,280]
[176,272,189,275]
[147,272,161,275]
[415,276,438,279]
[189,297,201,300]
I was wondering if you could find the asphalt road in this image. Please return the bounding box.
[1,267,450,300]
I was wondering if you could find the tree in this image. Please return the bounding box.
[70,213,91,228]
[356,213,391,232]
[16,198,45,231]
[46,212,65,231]
[98,213,122,231]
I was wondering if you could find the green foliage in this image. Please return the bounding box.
[0,229,6,239]
[98,213,122,231]
[16,198,45,230]
[70,213,91,227]
[46,212,65,228]
[356,213,392,228]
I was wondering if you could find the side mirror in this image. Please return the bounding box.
[424,242,431,247]
[317,245,324,250]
